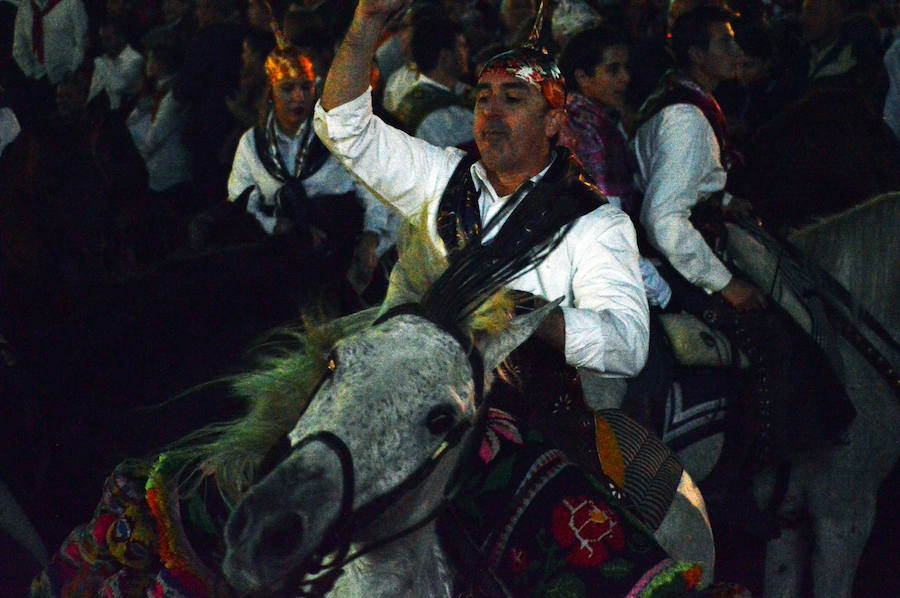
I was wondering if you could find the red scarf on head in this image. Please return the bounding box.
[31,0,65,64]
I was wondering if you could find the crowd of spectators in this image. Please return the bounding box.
[1,0,898,300]
[1,0,900,593]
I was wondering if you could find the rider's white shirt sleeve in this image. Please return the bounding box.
[508,205,649,377]
[313,88,466,225]
[634,104,733,293]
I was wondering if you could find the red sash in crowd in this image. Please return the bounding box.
[31,0,65,64]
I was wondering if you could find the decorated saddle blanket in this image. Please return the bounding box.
[31,459,234,598]
[646,257,856,475]
[32,413,744,598]
[441,407,703,598]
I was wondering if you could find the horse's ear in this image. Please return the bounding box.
[478,298,563,375]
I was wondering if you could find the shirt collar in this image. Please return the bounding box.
[273,116,311,144]
[417,73,452,93]
[470,157,554,204]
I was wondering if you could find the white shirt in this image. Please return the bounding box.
[126,78,192,192]
[88,44,144,110]
[633,104,733,293]
[12,0,88,84]
[382,62,419,115]
[0,107,21,158]
[314,89,649,376]
[884,38,900,141]
[228,118,398,256]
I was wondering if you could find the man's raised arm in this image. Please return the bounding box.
[321,0,409,111]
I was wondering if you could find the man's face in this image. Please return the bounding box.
[99,25,125,57]
[800,0,842,45]
[162,0,190,23]
[577,45,630,111]
[473,70,562,179]
[693,21,742,85]
[272,75,317,135]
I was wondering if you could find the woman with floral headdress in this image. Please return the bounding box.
[227,30,397,301]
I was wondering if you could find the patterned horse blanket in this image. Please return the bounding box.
[31,412,749,598]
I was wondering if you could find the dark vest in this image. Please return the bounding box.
[435,147,607,256]
[437,148,614,465]
[634,70,740,171]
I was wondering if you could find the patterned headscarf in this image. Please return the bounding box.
[478,0,566,108]
[261,1,315,86]
[265,30,315,86]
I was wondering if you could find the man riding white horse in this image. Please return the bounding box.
[316,0,649,414]
[632,5,855,484]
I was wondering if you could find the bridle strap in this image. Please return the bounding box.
[290,307,491,596]
[292,419,478,597]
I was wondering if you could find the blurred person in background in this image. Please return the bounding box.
[12,0,89,125]
[87,18,144,114]
[228,36,397,304]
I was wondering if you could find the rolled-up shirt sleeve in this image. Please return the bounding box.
[520,204,648,376]
[635,104,732,293]
[569,207,648,376]
[314,88,464,221]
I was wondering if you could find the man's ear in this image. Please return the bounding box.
[545,105,565,138]
[573,68,589,92]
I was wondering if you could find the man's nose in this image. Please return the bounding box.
[480,97,503,117]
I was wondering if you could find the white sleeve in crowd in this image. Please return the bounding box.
[560,207,650,376]
[313,88,465,221]
[69,0,89,75]
[12,6,38,78]
[143,93,185,158]
[635,105,732,293]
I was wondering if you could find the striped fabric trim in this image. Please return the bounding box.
[599,409,683,531]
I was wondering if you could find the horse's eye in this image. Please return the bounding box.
[426,405,457,435]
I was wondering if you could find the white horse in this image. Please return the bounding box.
[620,193,900,598]
[33,216,716,597]
[217,221,715,596]
[727,192,900,598]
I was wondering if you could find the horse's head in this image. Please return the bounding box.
[221,296,558,596]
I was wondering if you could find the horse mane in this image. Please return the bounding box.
[788,192,900,334]
[165,211,516,505]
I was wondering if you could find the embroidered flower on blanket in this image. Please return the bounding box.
[550,496,625,567]
[479,408,523,463]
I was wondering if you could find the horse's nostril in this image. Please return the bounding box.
[260,512,305,559]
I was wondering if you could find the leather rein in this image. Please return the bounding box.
[287,305,489,597]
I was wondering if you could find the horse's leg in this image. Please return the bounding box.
[764,526,808,598]
[653,470,716,586]
[805,343,900,598]
[810,495,876,598]
[756,464,808,598]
